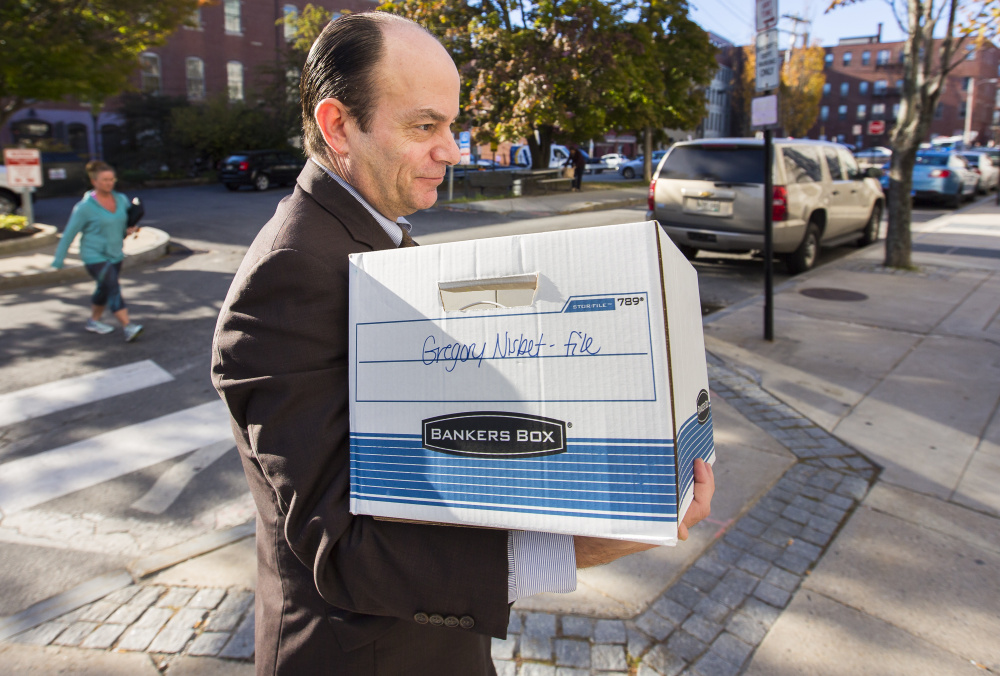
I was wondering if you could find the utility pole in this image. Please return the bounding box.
[781,13,811,48]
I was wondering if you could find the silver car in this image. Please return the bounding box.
[647,138,885,274]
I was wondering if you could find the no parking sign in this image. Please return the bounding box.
[3,149,43,188]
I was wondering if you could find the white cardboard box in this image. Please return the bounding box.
[348,221,715,545]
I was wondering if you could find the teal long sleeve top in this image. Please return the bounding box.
[52,191,130,269]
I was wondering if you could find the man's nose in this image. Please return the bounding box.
[435,129,462,166]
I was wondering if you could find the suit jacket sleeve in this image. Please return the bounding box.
[212,240,510,639]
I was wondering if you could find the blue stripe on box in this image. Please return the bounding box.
[676,413,716,500]
[351,437,678,522]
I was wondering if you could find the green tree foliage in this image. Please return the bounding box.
[379,0,716,170]
[0,0,200,129]
[171,96,293,166]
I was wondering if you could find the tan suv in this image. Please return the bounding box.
[646,138,884,273]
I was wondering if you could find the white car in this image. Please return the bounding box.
[853,146,892,170]
[600,153,629,170]
[960,152,999,193]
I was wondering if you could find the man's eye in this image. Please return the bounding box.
[417,124,434,131]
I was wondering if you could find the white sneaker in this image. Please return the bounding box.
[85,319,114,335]
[124,323,144,342]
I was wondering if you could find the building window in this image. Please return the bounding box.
[892,103,900,119]
[958,102,967,118]
[283,4,298,41]
[994,110,1000,125]
[895,78,903,91]
[227,61,244,101]
[872,103,886,118]
[862,50,871,66]
[186,57,205,101]
[224,0,241,34]
[67,123,89,156]
[966,44,976,61]
[186,8,201,29]
[821,105,829,120]
[962,76,971,91]
[859,81,869,95]
[843,52,852,66]
[877,49,890,65]
[139,53,161,94]
[840,82,849,97]
[825,52,834,67]
[934,103,943,119]
[838,105,847,120]
[823,82,831,96]
[874,79,888,95]
[898,50,905,63]
[857,104,866,120]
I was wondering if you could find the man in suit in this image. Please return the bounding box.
[212,12,714,676]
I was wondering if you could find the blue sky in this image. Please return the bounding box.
[689,0,909,48]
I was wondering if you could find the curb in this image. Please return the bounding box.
[0,226,171,292]
[0,521,255,643]
[557,196,646,215]
[0,224,58,255]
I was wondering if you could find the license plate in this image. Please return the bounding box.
[694,199,722,213]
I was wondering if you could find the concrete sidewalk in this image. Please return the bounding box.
[2,194,997,675]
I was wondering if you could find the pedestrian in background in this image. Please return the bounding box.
[51,161,143,342]
[567,146,586,191]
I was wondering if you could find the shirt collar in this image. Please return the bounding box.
[310,158,411,247]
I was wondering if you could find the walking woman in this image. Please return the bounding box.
[51,161,143,342]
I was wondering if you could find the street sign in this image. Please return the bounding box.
[756,28,780,92]
[752,95,779,128]
[3,148,42,188]
[868,120,886,135]
[756,0,778,31]
[852,124,862,136]
[458,131,471,164]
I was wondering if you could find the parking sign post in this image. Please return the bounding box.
[3,148,43,227]
[753,0,779,341]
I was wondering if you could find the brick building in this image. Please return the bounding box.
[3,1,376,158]
[810,32,1000,148]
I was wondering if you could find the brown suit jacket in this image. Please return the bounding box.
[211,161,509,675]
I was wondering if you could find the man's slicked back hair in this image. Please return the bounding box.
[300,11,431,160]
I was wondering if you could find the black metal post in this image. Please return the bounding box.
[763,127,774,341]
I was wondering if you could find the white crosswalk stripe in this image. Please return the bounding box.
[0,400,232,515]
[0,360,174,428]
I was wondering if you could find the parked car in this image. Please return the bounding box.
[647,138,884,274]
[880,151,978,208]
[601,153,630,170]
[853,146,892,170]
[960,151,999,193]
[576,149,609,174]
[619,151,667,179]
[510,144,570,169]
[218,150,305,191]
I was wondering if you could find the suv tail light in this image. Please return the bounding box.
[648,179,657,211]
[772,186,788,222]
[929,169,951,178]
[238,161,249,172]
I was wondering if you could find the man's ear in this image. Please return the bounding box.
[315,98,352,154]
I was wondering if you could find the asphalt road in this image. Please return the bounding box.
[0,180,955,619]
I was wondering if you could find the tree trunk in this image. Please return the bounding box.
[527,125,554,170]
[643,126,653,183]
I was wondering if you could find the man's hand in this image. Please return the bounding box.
[574,458,715,567]
[678,458,714,541]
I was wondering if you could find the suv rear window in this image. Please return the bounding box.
[658,145,764,184]
[224,155,248,163]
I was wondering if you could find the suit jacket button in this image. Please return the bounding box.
[414,612,429,624]
[429,614,444,626]
[444,615,459,628]
[459,615,475,629]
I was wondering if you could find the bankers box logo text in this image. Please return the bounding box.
[422,412,567,458]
